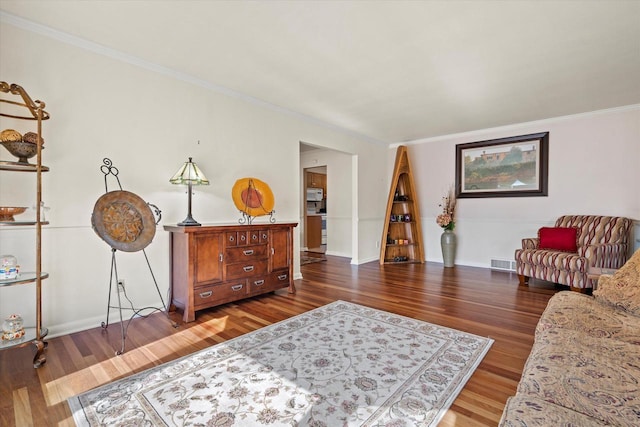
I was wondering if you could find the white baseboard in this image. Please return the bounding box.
[326,250,350,258]
[47,300,167,338]
[352,255,378,265]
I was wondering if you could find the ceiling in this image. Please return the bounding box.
[2,1,639,144]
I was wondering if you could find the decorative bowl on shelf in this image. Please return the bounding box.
[0,140,43,164]
[0,206,27,221]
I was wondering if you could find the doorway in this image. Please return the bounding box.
[304,165,327,254]
[300,141,354,263]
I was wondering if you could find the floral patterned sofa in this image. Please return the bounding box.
[500,248,640,426]
[515,215,632,291]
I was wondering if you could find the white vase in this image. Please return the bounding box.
[441,229,457,267]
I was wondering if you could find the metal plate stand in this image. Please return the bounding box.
[93,158,177,355]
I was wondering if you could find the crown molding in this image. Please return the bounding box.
[393,104,640,148]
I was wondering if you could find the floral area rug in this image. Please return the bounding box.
[68,301,493,426]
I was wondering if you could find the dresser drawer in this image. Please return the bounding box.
[225,259,268,279]
[194,280,248,309]
[226,231,251,247]
[249,229,269,245]
[248,271,291,294]
[225,244,268,263]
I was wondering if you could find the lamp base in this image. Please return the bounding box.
[176,181,202,226]
[177,216,201,227]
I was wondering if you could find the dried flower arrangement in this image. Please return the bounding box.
[436,187,456,231]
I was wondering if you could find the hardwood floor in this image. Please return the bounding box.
[0,256,559,426]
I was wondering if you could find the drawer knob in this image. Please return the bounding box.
[278,274,287,281]
[254,279,265,286]
[231,284,244,291]
[243,265,254,272]
[243,249,254,256]
[199,291,213,298]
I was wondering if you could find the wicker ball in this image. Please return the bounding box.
[22,132,43,145]
[0,129,22,143]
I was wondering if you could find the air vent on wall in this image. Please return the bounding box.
[491,258,517,272]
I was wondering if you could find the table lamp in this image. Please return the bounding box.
[169,157,209,226]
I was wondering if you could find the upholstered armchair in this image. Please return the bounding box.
[515,215,632,291]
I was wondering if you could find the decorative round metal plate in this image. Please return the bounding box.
[231,177,275,217]
[91,190,156,252]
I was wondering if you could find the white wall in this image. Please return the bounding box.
[0,23,387,336]
[401,106,640,267]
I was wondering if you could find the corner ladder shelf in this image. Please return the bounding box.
[379,146,424,264]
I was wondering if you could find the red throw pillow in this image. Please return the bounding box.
[537,227,580,252]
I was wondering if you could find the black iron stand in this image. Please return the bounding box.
[97,158,177,356]
[102,247,173,355]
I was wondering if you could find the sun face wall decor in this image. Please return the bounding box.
[232,177,275,224]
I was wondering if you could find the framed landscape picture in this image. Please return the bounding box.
[455,132,549,198]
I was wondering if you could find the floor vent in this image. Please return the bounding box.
[491,258,516,272]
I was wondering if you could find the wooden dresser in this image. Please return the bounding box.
[164,222,297,322]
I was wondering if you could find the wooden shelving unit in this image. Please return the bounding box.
[0,82,50,368]
[379,146,424,265]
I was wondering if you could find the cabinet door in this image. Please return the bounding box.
[306,171,315,187]
[270,227,291,271]
[307,215,322,248]
[195,233,223,285]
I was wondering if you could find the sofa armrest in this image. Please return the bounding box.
[596,273,614,290]
[579,243,629,268]
[522,238,538,250]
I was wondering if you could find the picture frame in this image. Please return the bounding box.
[455,132,549,198]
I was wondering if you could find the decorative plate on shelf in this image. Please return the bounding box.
[91,190,156,252]
[231,177,275,218]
